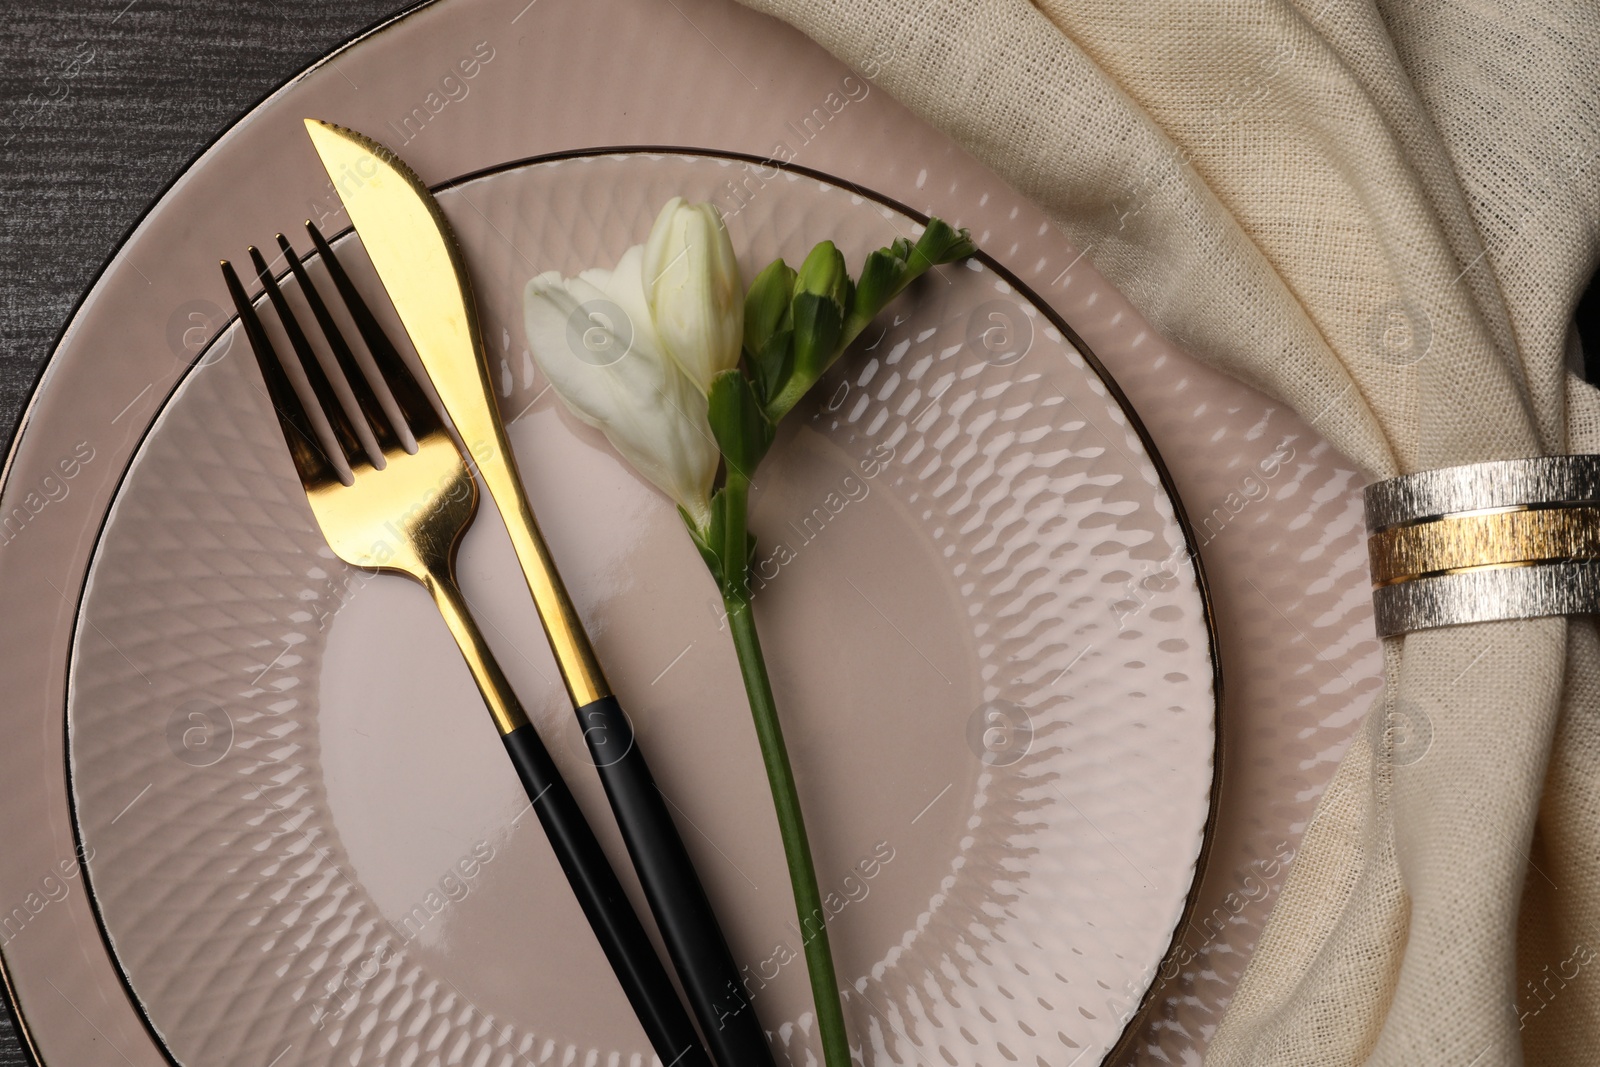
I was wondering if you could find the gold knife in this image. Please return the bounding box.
[305,121,776,1067]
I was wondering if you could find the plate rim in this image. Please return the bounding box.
[62,144,1225,1067]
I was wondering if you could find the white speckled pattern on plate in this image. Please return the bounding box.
[68,153,1215,1067]
[0,0,1384,1063]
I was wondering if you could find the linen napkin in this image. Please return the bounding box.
[730,0,1600,1062]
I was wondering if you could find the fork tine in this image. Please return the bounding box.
[248,245,366,469]
[221,259,339,488]
[305,221,444,439]
[276,233,403,456]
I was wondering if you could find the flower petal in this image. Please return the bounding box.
[642,199,744,393]
[524,256,719,525]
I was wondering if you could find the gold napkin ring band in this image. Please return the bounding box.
[1363,456,1600,636]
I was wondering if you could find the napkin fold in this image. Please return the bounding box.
[732,0,1600,1062]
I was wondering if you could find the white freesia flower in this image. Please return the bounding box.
[523,243,720,527]
[641,197,743,393]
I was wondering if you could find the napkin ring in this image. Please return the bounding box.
[1364,455,1600,637]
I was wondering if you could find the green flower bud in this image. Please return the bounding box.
[744,257,797,356]
[795,240,850,310]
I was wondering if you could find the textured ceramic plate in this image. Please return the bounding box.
[66,151,1215,1067]
[0,0,1383,1063]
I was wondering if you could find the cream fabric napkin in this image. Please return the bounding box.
[731,0,1600,1062]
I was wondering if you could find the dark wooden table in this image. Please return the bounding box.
[0,6,411,1059]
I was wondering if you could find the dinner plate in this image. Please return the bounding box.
[0,0,1382,1063]
[68,148,1215,1066]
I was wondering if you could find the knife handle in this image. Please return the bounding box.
[501,723,712,1067]
[575,696,777,1067]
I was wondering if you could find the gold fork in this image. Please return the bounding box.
[220,227,709,1067]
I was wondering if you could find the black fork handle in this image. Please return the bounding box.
[575,697,776,1067]
[501,724,710,1067]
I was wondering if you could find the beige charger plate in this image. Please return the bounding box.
[0,0,1382,1063]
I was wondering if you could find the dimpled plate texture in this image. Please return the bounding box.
[66,154,1216,1067]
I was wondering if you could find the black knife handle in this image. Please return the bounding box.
[501,723,710,1067]
[575,696,776,1067]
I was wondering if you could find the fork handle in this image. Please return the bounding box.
[576,696,776,1067]
[500,726,711,1067]
[425,575,709,1067]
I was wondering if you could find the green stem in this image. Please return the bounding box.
[725,601,851,1067]
[716,477,851,1067]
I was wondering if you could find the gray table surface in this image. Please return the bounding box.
[0,5,411,1060]
[2,4,1597,1066]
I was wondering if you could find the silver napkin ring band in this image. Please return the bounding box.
[1363,455,1600,637]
